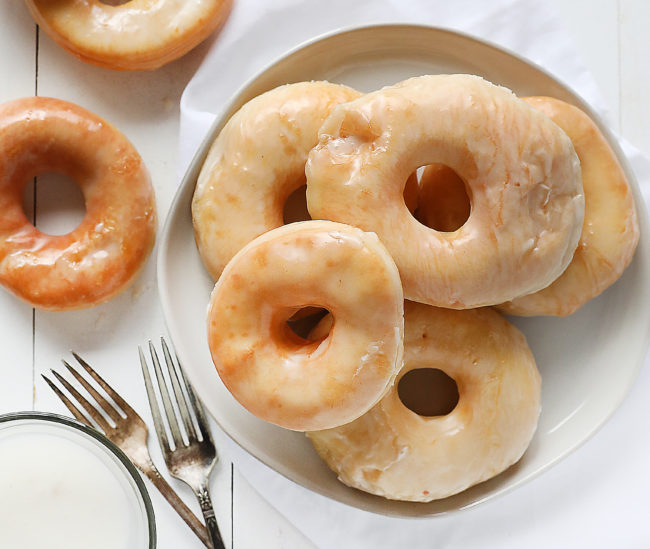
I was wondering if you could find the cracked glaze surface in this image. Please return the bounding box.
[25,0,232,70]
[306,74,585,309]
[206,221,404,432]
[307,301,541,502]
[497,97,639,316]
[192,81,362,280]
[0,97,156,310]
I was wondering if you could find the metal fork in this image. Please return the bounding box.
[140,338,225,549]
[42,353,211,548]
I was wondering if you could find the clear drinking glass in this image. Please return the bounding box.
[0,412,156,549]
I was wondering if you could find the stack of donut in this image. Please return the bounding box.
[193,75,639,502]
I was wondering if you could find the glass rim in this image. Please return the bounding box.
[0,410,156,548]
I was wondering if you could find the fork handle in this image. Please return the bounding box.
[195,483,226,549]
[138,459,211,547]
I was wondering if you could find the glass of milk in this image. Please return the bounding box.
[0,412,156,549]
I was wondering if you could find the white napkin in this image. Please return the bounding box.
[179,1,650,547]
[179,0,609,175]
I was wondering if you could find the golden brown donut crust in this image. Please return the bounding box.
[306,74,585,309]
[193,82,362,280]
[207,221,404,432]
[308,302,541,502]
[25,0,233,71]
[0,97,156,310]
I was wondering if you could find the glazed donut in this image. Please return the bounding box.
[497,97,639,316]
[278,172,419,224]
[306,74,585,309]
[0,97,156,311]
[307,301,541,502]
[207,220,404,431]
[193,81,362,280]
[25,0,232,71]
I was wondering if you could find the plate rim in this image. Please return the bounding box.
[157,23,650,517]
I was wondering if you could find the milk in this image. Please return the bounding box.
[0,419,151,549]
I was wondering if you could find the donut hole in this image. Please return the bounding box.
[98,0,132,5]
[285,307,331,342]
[398,368,459,417]
[22,172,86,235]
[282,184,312,224]
[413,164,471,232]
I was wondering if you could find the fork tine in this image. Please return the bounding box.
[47,358,212,548]
[139,346,171,455]
[62,359,123,423]
[175,350,214,444]
[42,374,93,428]
[71,351,138,417]
[161,337,197,441]
[50,370,111,433]
[148,341,184,448]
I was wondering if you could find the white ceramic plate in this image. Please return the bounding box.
[158,25,650,517]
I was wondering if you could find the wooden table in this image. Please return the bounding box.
[0,2,648,548]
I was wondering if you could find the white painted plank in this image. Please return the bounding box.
[0,4,35,99]
[619,0,650,156]
[26,10,234,549]
[0,3,38,412]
